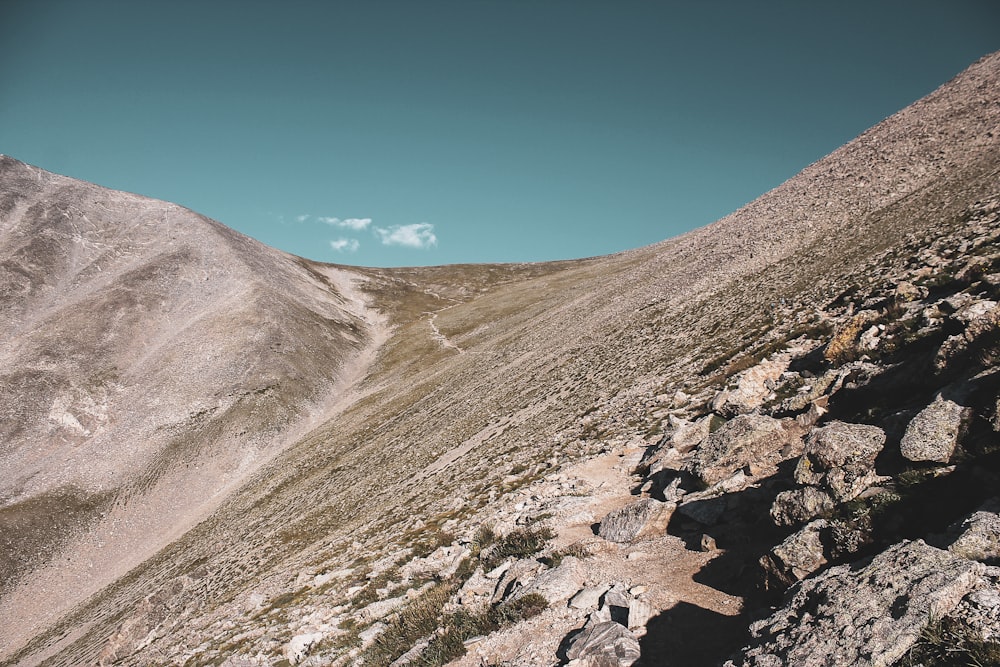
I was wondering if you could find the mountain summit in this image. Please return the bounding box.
[1,52,998,666]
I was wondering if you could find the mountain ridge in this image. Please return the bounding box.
[0,50,998,666]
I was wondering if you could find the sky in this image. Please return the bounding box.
[1,2,999,267]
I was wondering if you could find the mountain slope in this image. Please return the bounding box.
[0,158,389,649]
[1,51,998,666]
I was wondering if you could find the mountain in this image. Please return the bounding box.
[1,51,998,666]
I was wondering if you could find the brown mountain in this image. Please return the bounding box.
[1,51,998,666]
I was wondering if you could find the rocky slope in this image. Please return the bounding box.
[1,51,999,666]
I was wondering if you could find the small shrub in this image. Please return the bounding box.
[539,542,588,568]
[480,526,555,570]
[824,312,877,365]
[360,583,454,667]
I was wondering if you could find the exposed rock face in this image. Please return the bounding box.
[710,353,793,417]
[565,621,641,667]
[949,500,1000,564]
[770,486,836,527]
[598,499,675,543]
[510,556,583,605]
[900,396,970,462]
[760,520,828,588]
[731,541,987,666]
[691,414,802,487]
[794,421,887,502]
[667,414,715,453]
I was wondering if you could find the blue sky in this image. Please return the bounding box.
[2,1,998,267]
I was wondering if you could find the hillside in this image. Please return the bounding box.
[1,51,998,666]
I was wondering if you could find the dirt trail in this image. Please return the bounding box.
[453,446,743,667]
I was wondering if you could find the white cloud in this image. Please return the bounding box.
[374,223,437,249]
[295,214,310,222]
[319,216,372,230]
[330,238,360,253]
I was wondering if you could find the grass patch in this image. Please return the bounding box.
[897,616,1000,666]
[411,594,550,667]
[480,526,556,570]
[539,542,588,568]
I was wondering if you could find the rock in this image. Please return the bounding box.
[598,498,676,543]
[660,414,716,454]
[569,586,609,610]
[953,299,998,325]
[565,621,641,667]
[760,520,828,589]
[691,414,802,487]
[512,556,584,605]
[934,306,1000,370]
[359,595,408,622]
[894,280,925,302]
[794,397,828,429]
[794,421,887,502]
[770,487,836,527]
[401,544,470,579]
[492,558,542,603]
[457,568,494,606]
[900,396,969,463]
[283,632,324,665]
[358,621,386,646]
[676,494,728,526]
[948,499,1000,563]
[730,540,987,666]
[711,353,793,417]
[627,598,653,631]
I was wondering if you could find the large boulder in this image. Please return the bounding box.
[729,540,988,667]
[565,621,641,667]
[598,498,675,543]
[760,520,828,590]
[794,421,887,502]
[770,487,836,527]
[511,556,584,605]
[948,499,1000,564]
[900,396,970,463]
[710,353,793,417]
[691,414,802,487]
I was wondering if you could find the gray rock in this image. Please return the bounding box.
[711,353,792,417]
[760,520,828,589]
[900,396,969,463]
[770,487,836,527]
[569,586,609,610]
[602,584,630,610]
[359,596,407,622]
[795,420,887,501]
[730,540,987,667]
[565,621,641,666]
[512,556,584,605]
[669,414,716,453]
[676,494,729,526]
[283,632,324,665]
[691,414,802,487]
[948,499,1000,563]
[492,559,542,603]
[598,498,675,543]
[627,598,653,630]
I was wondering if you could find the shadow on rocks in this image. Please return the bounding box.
[638,601,748,666]
[667,466,796,603]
